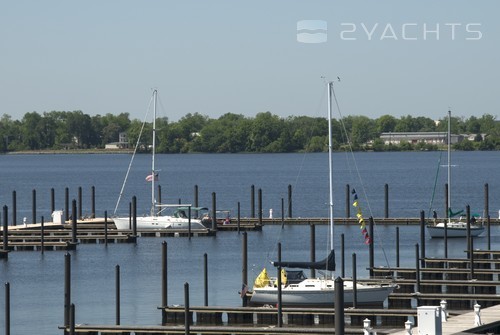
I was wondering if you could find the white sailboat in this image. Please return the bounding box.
[426,110,484,238]
[249,81,396,307]
[113,90,208,231]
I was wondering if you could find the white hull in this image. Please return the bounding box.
[113,216,207,230]
[427,221,485,238]
[427,225,485,238]
[250,278,395,307]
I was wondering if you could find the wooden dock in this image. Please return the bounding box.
[58,304,500,334]
[390,304,500,335]
[0,214,498,255]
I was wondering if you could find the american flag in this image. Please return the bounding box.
[145,173,158,182]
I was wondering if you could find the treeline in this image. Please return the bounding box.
[0,111,499,153]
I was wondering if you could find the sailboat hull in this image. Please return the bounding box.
[250,278,395,307]
[113,216,207,230]
[426,222,485,238]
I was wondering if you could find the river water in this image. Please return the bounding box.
[0,151,499,334]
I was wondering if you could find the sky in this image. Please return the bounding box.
[1,1,498,122]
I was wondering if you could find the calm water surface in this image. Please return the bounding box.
[0,152,499,334]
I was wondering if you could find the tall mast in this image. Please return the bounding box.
[327,82,334,253]
[447,110,451,223]
[151,89,157,216]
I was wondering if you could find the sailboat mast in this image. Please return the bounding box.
[447,110,451,223]
[151,89,157,216]
[327,82,334,252]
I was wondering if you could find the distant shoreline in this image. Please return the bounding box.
[3,149,134,155]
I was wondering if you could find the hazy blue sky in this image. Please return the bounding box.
[1,1,498,122]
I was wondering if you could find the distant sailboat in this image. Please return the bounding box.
[249,81,396,307]
[113,90,208,231]
[426,110,484,238]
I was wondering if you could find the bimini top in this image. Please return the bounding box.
[174,206,208,211]
[271,250,335,271]
[171,206,209,218]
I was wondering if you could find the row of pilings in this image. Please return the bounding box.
[1,182,496,226]
[3,231,500,334]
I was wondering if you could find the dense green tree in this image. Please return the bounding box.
[248,112,283,152]
[0,109,499,153]
[376,115,397,133]
[21,112,43,149]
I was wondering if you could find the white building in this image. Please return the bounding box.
[379,132,463,145]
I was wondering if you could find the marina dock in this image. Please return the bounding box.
[0,215,498,254]
[58,303,500,334]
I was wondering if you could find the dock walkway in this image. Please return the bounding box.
[390,303,500,335]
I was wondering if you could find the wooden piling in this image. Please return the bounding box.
[116,264,120,325]
[194,185,198,209]
[71,200,77,244]
[5,282,10,335]
[415,243,420,294]
[157,185,162,207]
[310,224,316,279]
[104,211,108,246]
[242,232,248,307]
[287,184,292,218]
[211,192,217,231]
[91,186,95,218]
[251,185,255,218]
[237,202,241,233]
[204,253,208,306]
[369,217,374,277]
[64,253,71,327]
[258,188,262,226]
[184,282,191,334]
[420,210,425,267]
[384,183,389,218]
[11,191,16,226]
[335,277,344,335]
[162,241,168,312]
[32,189,36,225]
[69,303,75,335]
[65,187,69,221]
[41,216,44,254]
[281,198,284,228]
[352,253,357,308]
[78,186,82,219]
[396,227,400,267]
[132,196,137,237]
[3,206,8,252]
[341,233,345,277]
[345,184,350,218]
[484,183,489,219]
[51,188,55,214]
[277,242,282,328]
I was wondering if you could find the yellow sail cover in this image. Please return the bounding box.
[253,268,270,288]
[274,268,287,286]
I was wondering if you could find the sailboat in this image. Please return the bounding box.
[426,110,485,238]
[113,90,208,231]
[249,81,396,307]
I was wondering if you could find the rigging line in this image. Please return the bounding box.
[113,93,155,215]
[428,152,443,219]
[265,83,328,266]
[330,83,393,271]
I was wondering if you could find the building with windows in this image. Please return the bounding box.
[379,132,463,145]
[105,132,129,149]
